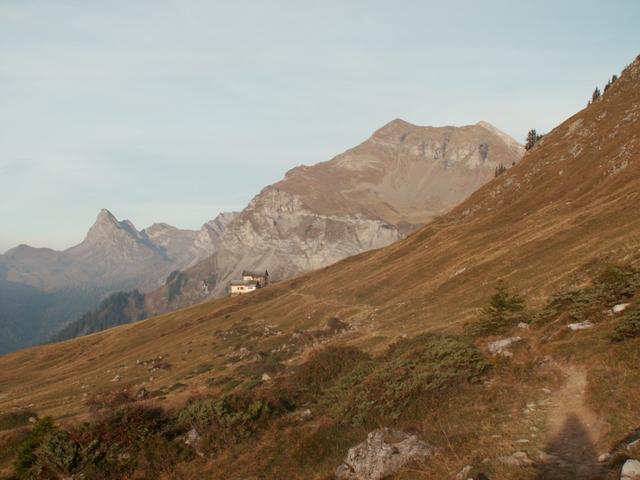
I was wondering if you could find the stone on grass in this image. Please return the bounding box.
[567,321,593,331]
[335,428,432,480]
[621,459,640,480]
[487,337,522,356]
[613,303,631,314]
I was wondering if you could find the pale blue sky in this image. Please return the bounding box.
[1,0,638,252]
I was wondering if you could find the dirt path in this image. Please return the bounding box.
[535,364,610,480]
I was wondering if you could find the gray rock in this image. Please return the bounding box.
[335,428,432,480]
[487,337,522,356]
[597,453,611,463]
[135,387,149,399]
[613,303,631,314]
[567,321,593,331]
[621,459,640,480]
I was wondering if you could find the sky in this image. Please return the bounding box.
[1,0,638,253]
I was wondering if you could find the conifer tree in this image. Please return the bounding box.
[525,129,543,150]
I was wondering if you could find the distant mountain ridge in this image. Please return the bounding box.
[0,210,236,353]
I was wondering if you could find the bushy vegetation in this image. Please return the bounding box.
[466,283,527,336]
[175,394,290,454]
[535,265,640,326]
[320,334,488,425]
[611,308,640,342]
[11,406,193,480]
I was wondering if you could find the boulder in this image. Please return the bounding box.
[613,303,631,314]
[567,321,593,331]
[621,459,640,480]
[335,428,432,480]
[487,337,522,356]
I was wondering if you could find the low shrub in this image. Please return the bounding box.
[611,308,640,342]
[175,393,291,454]
[13,417,57,478]
[323,334,489,425]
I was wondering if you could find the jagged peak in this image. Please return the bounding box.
[95,208,118,224]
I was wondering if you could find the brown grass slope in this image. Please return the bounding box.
[0,56,639,424]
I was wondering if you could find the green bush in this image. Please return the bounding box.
[611,308,640,342]
[593,265,640,304]
[175,393,289,454]
[323,334,488,425]
[466,283,526,336]
[14,417,57,478]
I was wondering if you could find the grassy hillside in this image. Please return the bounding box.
[0,55,639,479]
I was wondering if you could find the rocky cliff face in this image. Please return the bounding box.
[147,119,524,309]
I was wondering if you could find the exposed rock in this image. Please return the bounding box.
[335,428,432,480]
[487,337,522,356]
[184,428,200,447]
[567,321,593,331]
[517,322,530,330]
[135,387,149,400]
[597,453,612,463]
[613,303,631,314]
[455,465,473,480]
[111,374,122,382]
[261,372,272,382]
[621,459,640,480]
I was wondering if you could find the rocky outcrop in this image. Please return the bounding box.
[335,428,432,480]
[622,459,640,480]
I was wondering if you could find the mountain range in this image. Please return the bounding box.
[32,120,523,344]
[0,210,236,352]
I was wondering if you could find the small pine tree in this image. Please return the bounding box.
[525,129,543,150]
[591,86,601,102]
[494,164,507,177]
[466,282,527,336]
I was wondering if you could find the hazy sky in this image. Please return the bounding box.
[1,0,638,252]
